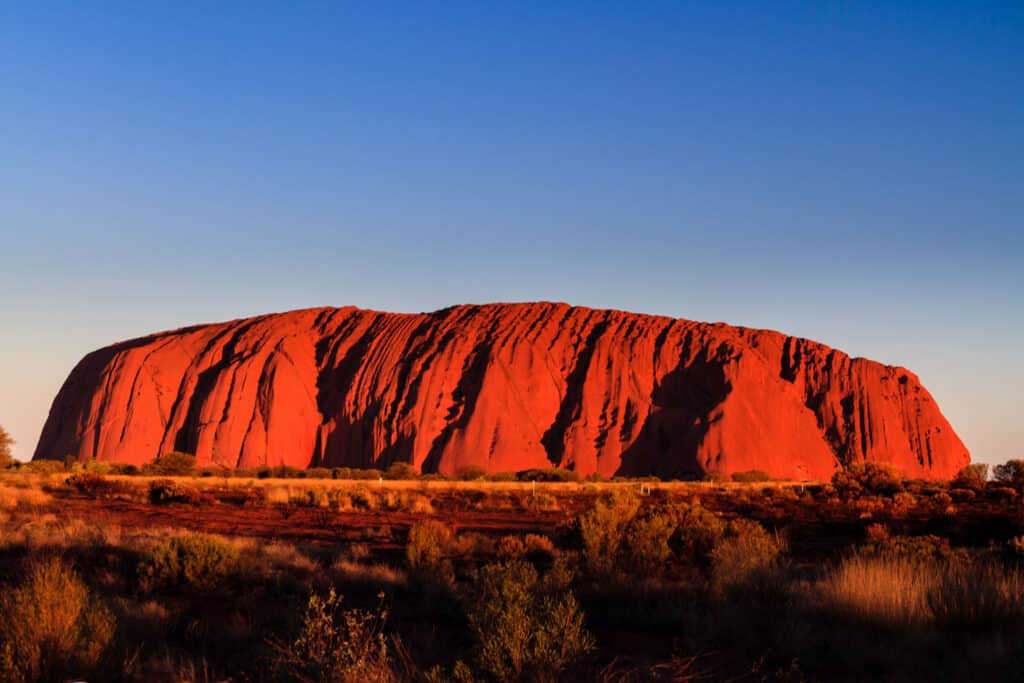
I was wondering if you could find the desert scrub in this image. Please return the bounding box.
[731,469,771,483]
[274,587,394,683]
[405,520,455,585]
[669,500,724,566]
[148,478,211,505]
[497,535,528,559]
[139,533,240,593]
[142,451,197,476]
[861,534,965,564]
[525,491,560,512]
[381,491,433,513]
[818,552,935,629]
[820,550,1024,635]
[993,459,1024,487]
[578,489,640,580]
[0,483,52,510]
[927,559,1024,633]
[383,462,418,480]
[516,467,580,482]
[832,462,904,497]
[710,518,782,596]
[467,559,593,682]
[0,558,115,682]
[523,533,556,558]
[624,509,676,577]
[66,471,118,498]
[953,463,989,490]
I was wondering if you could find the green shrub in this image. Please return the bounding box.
[0,425,14,468]
[467,559,593,681]
[624,510,676,577]
[18,460,65,475]
[578,490,640,580]
[710,519,782,596]
[384,462,418,480]
[516,467,580,482]
[455,465,488,481]
[330,467,384,480]
[256,464,307,479]
[832,462,904,496]
[0,558,115,682]
[306,467,333,479]
[671,501,725,565]
[405,521,455,584]
[143,451,197,476]
[952,463,989,490]
[274,587,394,683]
[138,533,240,593]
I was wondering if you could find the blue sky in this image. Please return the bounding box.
[1,2,1021,464]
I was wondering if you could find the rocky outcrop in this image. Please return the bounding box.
[34,303,969,479]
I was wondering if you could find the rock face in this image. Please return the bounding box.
[34,303,969,479]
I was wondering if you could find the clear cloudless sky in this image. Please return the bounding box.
[1,2,1021,465]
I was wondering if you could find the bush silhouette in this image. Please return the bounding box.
[993,460,1024,487]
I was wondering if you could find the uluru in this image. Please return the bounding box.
[34,303,969,480]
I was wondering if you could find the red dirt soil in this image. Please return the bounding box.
[35,303,969,479]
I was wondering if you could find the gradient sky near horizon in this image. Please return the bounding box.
[1,2,1021,465]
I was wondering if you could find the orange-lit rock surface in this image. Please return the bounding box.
[34,303,969,479]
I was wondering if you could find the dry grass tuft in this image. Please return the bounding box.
[332,559,408,587]
[0,558,116,682]
[818,551,1024,634]
[0,483,52,510]
[818,553,933,629]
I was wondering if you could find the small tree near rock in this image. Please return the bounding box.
[0,424,15,468]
